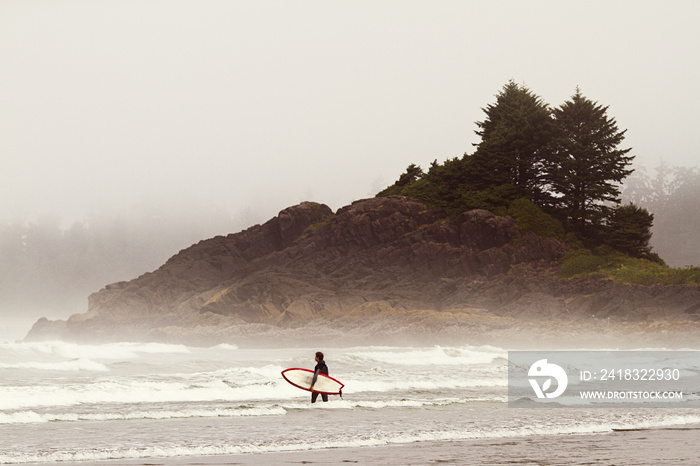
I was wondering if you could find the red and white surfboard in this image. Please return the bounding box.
[281,368,344,395]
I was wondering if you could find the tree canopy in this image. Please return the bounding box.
[547,88,634,234]
[467,81,555,205]
[605,202,655,259]
[378,82,655,259]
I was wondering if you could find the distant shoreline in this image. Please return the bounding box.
[18,319,700,350]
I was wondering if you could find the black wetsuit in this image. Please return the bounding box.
[311,360,329,403]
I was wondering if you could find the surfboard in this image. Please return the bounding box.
[281,368,344,395]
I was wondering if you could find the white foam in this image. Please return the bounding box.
[214,343,239,350]
[0,395,506,425]
[47,341,189,359]
[348,345,504,367]
[2,413,700,464]
[0,406,285,424]
[342,375,506,393]
[0,411,45,424]
[279,396,502,411]
[0,340,191,361]
[0,373,295,410]
[0,358,109,372]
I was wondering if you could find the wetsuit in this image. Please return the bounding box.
[310,359,329,403]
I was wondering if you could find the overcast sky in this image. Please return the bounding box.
[2,0,699,227]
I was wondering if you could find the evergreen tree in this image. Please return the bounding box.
[547,88,634,233]
[403,158,470,213]
[377,163,423,197]
[377,158,472,214]
[467,81,556,206]
[605,203,656,259]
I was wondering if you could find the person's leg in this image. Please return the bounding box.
[311,391,319,403]
[322,394,328,402]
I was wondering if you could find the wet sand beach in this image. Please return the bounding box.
[73,425,700,466]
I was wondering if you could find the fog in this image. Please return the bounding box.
[623,163,700,268]
[2,1,699,337]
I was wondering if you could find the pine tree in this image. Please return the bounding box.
[377,163,423,197]
[605,203,655,259]
[467,81,555,206]
[547,88,634,233]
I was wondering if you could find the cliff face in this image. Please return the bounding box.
[26,196,700,347]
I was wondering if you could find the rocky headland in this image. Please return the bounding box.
[26,196,700,348]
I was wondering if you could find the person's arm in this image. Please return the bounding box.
[310,367,320,391]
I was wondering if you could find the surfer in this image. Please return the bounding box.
[309,351,329,403]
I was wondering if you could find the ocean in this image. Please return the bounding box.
[1,340,699,464]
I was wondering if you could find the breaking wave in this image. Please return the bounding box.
[2,412,699,464]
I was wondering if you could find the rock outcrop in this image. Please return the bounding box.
[25,196,700,347]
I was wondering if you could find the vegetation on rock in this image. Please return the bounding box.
[378,81,665,277]
[559,247,700,285]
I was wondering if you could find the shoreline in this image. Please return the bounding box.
[22,424,696,466]
[18,317,700,350]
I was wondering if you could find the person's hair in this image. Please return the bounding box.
[315,351,324,361]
